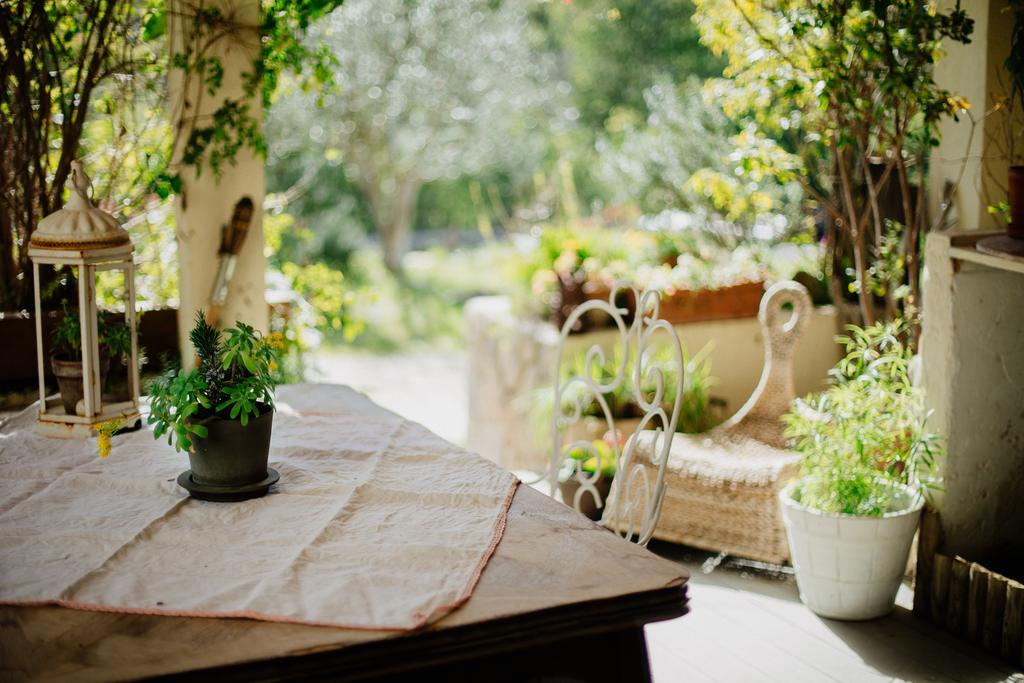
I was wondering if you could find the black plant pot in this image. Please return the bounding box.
[187,405,274,487]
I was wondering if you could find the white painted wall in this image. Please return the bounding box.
[921,232,1024,559]
[169,0,268,359]
[929,0,1023,232]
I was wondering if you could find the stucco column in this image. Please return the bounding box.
[929,0,1024,231]
[169,0,268,360]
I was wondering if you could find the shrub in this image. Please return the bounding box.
[783,320,941,516]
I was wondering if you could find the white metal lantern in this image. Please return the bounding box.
[28,160,141,438]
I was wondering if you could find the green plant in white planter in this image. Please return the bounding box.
[780,320,942,620]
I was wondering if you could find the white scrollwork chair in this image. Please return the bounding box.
[536,285,685,547]
[635,280,812,564]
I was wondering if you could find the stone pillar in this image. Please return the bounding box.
[464,296,559,471]
[929,0,1024,231]
[921,231,1024,558]
[169,0,267,359]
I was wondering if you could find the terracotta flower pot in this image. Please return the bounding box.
[551,272,638,334]
[658,281,765,325]
[1009,166,1024,239]
[50,354,110,415]
[187,405,274,487]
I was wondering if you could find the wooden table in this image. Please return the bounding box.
[0,419,688,682]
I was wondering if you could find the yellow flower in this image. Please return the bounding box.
[947,95,970,112]
[267,332,286,350]
[95,419,124,459]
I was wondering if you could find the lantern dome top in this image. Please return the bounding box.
[30,161,131,250]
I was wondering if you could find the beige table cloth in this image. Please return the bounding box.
[0,384,519,630]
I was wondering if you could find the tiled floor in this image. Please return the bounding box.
[646,543,1024,683]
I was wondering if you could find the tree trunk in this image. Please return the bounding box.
[834,141,875,326]
[0,0,123,311]
[374,179,421,277]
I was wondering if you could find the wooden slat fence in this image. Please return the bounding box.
[914,507,1024,668]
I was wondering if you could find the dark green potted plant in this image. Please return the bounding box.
[50,302,110,415]
[147,312,278,497]
[100,313,145,402]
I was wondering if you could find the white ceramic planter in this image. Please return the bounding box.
[779,481,923,620]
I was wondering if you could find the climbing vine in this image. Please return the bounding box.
[158,0,343,189]
[0,0,343,311]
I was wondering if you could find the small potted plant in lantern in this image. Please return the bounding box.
[780,320,941,620]
[147,312,280,501]
[100,312,143,403]
[50,303,110,415]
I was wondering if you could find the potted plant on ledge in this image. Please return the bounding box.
[780,320,942,620]
[560,437,617,521]
[147,312,279,501]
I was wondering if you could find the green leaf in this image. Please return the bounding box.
[143,10,167,41]
[242,353,257,374]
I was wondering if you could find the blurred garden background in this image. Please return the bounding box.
[2,0,989,446]
[260,0,814,361]
[273,0,816,445]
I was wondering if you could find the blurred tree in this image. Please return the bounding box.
[267,0,562,274]
[596,78,803,237]
[526,0,726,222]
[0,0,345,312]
[694,0,973,328]
[533,0,724,129]
[0,0,143,310]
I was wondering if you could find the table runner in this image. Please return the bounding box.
[0,384,519,630]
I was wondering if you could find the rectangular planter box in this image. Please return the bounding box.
[565,281,766,332]
[657,281,765,325]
